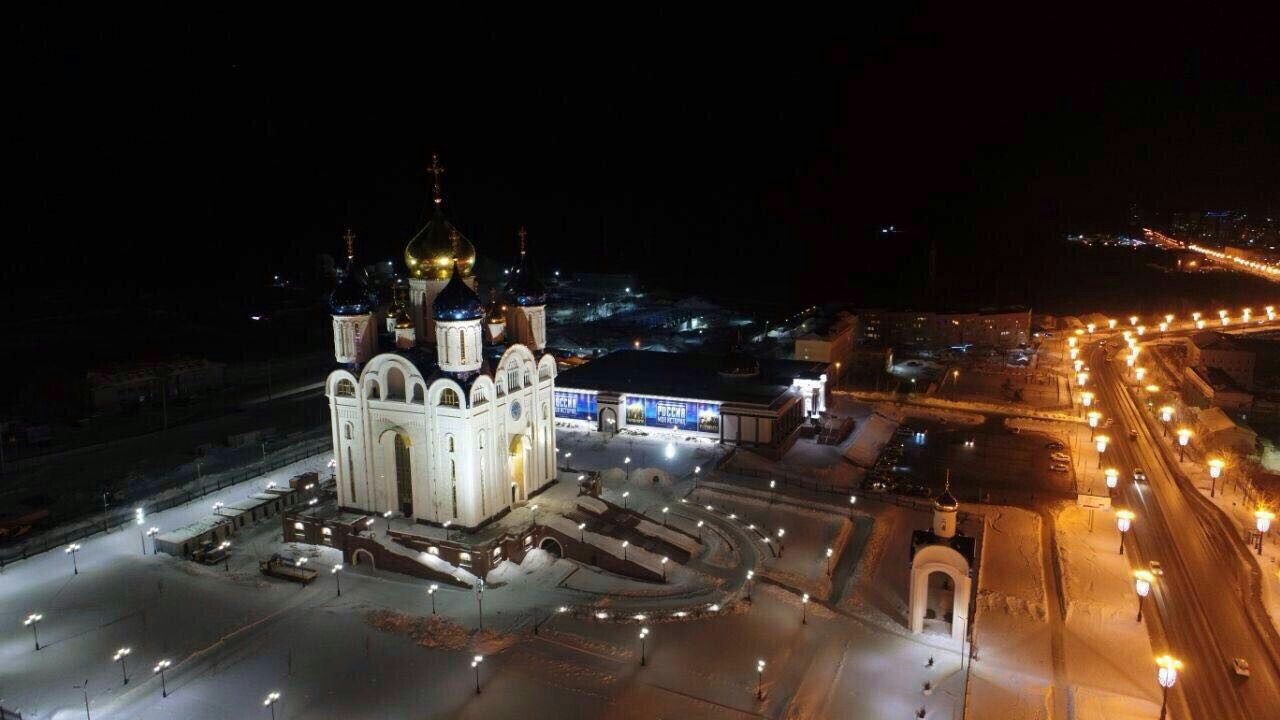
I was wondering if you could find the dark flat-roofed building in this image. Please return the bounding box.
[553,350,828,455]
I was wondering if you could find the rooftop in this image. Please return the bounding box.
[555,349,826,407]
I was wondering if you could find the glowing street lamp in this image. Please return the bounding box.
[1067,336,1077,349]
[638,627,650,665]
[696,519,704,541]
[471,655,485,694]
[756,658,767,699]
[1155,655,1182,720]
[1129,315,1138,326]
[1104,467,1119,491]
[1095,435,1109,468]
[1159,405,1174,436]
[1164,313,1174,324]
[1218,309,1228,326]
[746,569,755,602]
[264,691,281,719]
[1207,458,1224,497]
[331,564,343,596]
[661,506,670,527]
[428,584,438,614]
[1134,569,1154,622]
[849,494,857,518]
[825,547,834,576]
[113,647,132,685]
[1077,372,1089,387]
[65,543,81,575]
[1073,359,1084,373]
[146,526,160,554]
[154,659,172,697]
[622,491,630,510]
[1192,311,1201,322]
[1108,318,1117,330]
[1068,347,1079,361]
[1159,321,1168,333]
[660,556,669,581]
[1196,319,1206,329]
[219,541,231,571]
[801,593,810,624]
[24,613,43,651]
[1255,508,1275,556]
[1135,367,1146,382]
[1137,325,1145,336]
[1115,509,1135,554]
[776,528,786,557]
[578,522,587,543]
[1176,428,1191,461]
[621,540,629,562]
[1267,306,1275,321]
[1087,323,1096,335]
[1081,391,1093,408]
[1088,411,1101,439]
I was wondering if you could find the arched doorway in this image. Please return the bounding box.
[352,549,376,569]
[393,433,413,517]
[599,407,617,434]
[908,547,972,643]
[509,434,530,505]
[539,537,564,558]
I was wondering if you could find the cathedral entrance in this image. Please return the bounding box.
[509,434,529,505]
[393,433,413,517]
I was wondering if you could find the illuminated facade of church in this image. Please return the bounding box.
[324,155,557,530]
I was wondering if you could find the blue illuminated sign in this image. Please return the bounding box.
[554,390,597,421]
[624,395,720,433]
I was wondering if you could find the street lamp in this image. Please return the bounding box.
[331,564,343,596]
[622,491,630,510]
[113,647,132,685]
[1155,655,1182,720]
[1095,435,1109,468]
[661,506,669,527]
[1207,458,1224,497]
[660,556,669,581]
[825,547,833,576]
[696,520,704,542]
[578,522,587,543]
[471,655,484,694]
[1159,406,1174,436]
[1176,428,1191,461]
[1108,318,1117,329]
[756,659,767,699]
[1077,372,1088,387]
[146,527,160,554]
[849,494,857,518]
[1255,508,1275,556]
[135,508,147,555]
[801,593,810,624]
[621,540,629,562]
[428,584,438,615]
[153,659,171,697]
[1137,325,1145,336]
[1115,509,1134,554]
[1159,322,1168,333]
[746,569,754,602]
[1086,323,1095,335]
[1073,359,1084,373]
[66,543,81,575]
[776,528,786,557]
[1080,391,1093,408]
[1087,411,1100,439]
[24,613,43,651]
[1104,468,1119,493]
[219,541,231,572]
[1134,569,1154,622]
[476,582,484,629]
[638,627,650,666]
[264,691,281,719]
[1129,315,1138,326]
[1135,367,1146,382]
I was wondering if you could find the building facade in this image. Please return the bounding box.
[324,157,557,531]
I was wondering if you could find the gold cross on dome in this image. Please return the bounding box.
[427,153,445,204]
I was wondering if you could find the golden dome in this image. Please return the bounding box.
[405,205,477,280]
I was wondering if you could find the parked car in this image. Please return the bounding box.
[1133,468,1146,481]
[1129,430,1139,441]
[1046,442,1065,451]
[1049,463,1069,473]
[1050,452,1070,462]
[1232,657,1251,678]
[1148,560,1163,576]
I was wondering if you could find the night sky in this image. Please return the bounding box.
[11,12,1278,307]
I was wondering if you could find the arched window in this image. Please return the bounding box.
[366,380,381,400]
[496,375,506,396]
[336,379,356,397]
[412,384,425,404]
[393,433,413,516]
[460,329,467,363]
[343,423,353,440]
[477,431,486,450]
[523,369,531,386]
[450,460,458,519]
[447,434,456,453]
[472,388,488,406]
[439,388,460,408]
[386,367,406,401]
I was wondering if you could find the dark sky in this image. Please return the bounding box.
[11,11,1279,307]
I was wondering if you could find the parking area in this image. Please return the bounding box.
[863,417,1076,506]
[934,366,1067,409]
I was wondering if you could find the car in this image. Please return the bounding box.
[1133,468,1146,481]
[1049,463,1069,472]
[1129,430,1139,441]
[1148,560,1163,576]
[1051,452,1070,461]
[1232,657,1251,678]
[1046,442,1065,451]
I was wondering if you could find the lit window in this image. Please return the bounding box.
[322,527,333,536]
[428,546,439,556]
[293,522,304,530]
[459,552,472,563]
[439,388,460,408]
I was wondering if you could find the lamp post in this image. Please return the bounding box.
[1104,468,1119,496]
[776,528,786,558]
[1155,655,1182,720]
[428,584,438,614]
[1176,428,1191,462]
[146,527,160,554]
[1108,318,1117,330]
[1095,435,1109,469]
[471,655,484,694]
[578,522,587,543]
[1115,510,1134,555]
[661,506,669,527]
[220,541,231,572]
[113,647,132,685]
[135,508,147,554]
[476,583,484,630]
[1088,411,1100,439]
[1159,406,1173,436]
[621,540,629,562]
[696,520,704,542]
[66,543,81,575]
[638,627,650,666]
[801,593,810,624]
[756,659,766,699]
[1255,508,1274,556]
[1134,570,1153,622]
[24,612,43,651]
[660,556,669,581]
[153,659,171,697]
[769,479,776,504]
[622,491,630,510]
[825,547,833,576]
[331,564,343,596]
[1135,366,1146,382]
[849,494,857,518]
[1207,458,1224,497]
[264,691,281,719]
[746,570,754,602]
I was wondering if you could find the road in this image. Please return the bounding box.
[1090,343,1280,719]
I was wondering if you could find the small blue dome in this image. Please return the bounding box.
[434,262,485,321]
[504,254,547,307]
[330,267,371,316]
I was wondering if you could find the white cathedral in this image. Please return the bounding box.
[324,155,557,531]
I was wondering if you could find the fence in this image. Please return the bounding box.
[0,435,330,568]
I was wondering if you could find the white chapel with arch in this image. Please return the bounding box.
[908,483,975,643]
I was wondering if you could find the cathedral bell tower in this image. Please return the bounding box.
[329,229,377,365]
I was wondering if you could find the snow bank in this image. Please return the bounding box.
[843,412,899,467]
[575,496,609,516]
[372,533,479,586]
[635,519,701,554]
[542,515,665,574]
